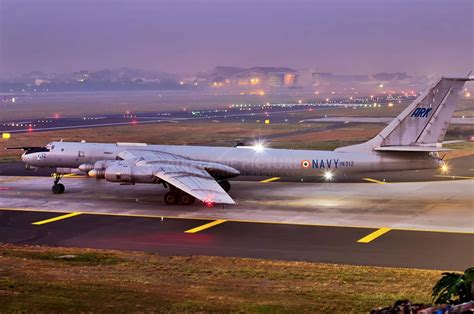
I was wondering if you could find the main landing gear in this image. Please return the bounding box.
[52,173,65,194]
[164,189,195,206]
[161,180,231,206]
[218,180,231,192]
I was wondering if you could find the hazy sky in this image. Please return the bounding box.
[1,0,473,76]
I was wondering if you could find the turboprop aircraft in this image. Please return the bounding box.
[13,75,473,206]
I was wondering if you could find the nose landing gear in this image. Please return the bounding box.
[52,173,65,194]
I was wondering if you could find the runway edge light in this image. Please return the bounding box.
[2,133,11,140]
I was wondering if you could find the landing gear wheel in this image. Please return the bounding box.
[179,193,195,206]
[218,180,231,192]
[52,183,65,194]
[164,191,179,205]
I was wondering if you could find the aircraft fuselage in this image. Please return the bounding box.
[22,141,440,179]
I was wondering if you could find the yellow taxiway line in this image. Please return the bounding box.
[1,207,472,235]
[362,178,387,184]
[260,177,281,183]
[357,227,392,243]
[433,175,474,179]
[32,212,82,225]
[185,219,227,233]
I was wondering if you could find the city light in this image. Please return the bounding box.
[250,78,260,85]
[388,102,394,107]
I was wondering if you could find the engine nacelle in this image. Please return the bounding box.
[56,167,83,175]
[104,162,156,183]
[78,163,95,172]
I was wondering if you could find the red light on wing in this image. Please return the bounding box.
[204,195,215,207]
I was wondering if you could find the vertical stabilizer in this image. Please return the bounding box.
[336,75,473,152]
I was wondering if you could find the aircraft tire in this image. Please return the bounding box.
[52,183,65,194]
[179,193,195,206]
[164,191,179,205]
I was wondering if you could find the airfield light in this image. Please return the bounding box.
[440,163,449,175]
[2,133,11,140]
[323,170,334,181]
[298,100,303,104]
[466,92,471,98]
[388,102,394,107]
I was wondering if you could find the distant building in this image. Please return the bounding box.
[34,79,51,86]
[73,70,90,82]
[210,66,299,88]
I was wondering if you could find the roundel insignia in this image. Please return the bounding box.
[301,160,311,168]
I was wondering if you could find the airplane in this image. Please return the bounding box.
[13,75,474,206]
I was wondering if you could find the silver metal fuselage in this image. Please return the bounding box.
[22,141,440,179]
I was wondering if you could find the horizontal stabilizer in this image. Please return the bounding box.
[374,146,451,152]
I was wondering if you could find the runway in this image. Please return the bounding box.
[0,172,473,270]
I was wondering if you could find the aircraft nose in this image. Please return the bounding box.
[21,152,33,164]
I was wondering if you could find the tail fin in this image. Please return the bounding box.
[336,75,473,152]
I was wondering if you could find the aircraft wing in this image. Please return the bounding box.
[154,164,236,205]
[117,149,236,205]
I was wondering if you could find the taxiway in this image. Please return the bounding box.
[0,172,472,270]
